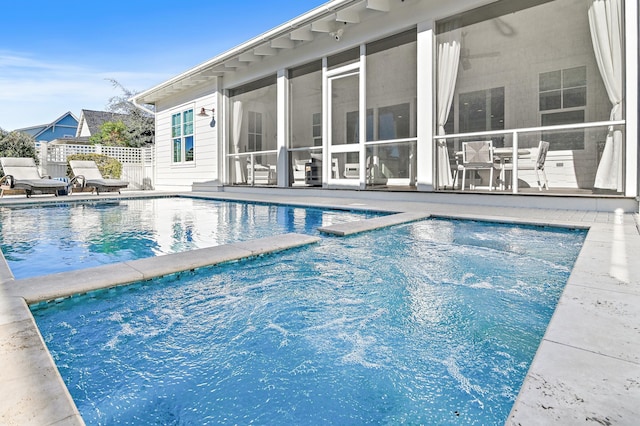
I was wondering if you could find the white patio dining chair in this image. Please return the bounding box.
[501,140,550,191]
[458,141,499,191]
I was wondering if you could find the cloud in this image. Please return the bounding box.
[0,50,168,130]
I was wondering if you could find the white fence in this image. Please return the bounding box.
[37,142,154,190]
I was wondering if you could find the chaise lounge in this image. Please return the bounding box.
[69,160,129,194]
[0,157,68,197]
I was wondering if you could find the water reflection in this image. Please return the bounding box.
[0,198,379,279]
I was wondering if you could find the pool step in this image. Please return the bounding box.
[7,233,320,305]
[318,212,430,236]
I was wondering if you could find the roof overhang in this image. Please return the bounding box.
[132,0,401,105]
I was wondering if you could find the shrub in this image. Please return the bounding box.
[0,129,37,177]
[67,154,122,179]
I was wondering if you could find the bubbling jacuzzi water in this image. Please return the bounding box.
[32,218,585,425]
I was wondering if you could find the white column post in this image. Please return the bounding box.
[416,20,436,191]
[276,68,289,187]
[511,131,519,194]
[359,44,367,190]
[322,57,329,186]
[222,88,230,185]
[624,0,638,198]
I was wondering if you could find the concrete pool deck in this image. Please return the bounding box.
[0,190,638,425]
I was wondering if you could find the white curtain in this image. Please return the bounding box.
[436,37,461,189]
[589,0,623,191]
[232,100,245,184]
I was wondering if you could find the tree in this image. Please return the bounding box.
[89,121,130,146]
[0,128,37,176]
[105,79,155,147]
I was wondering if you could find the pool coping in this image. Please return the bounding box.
[11,233,321,304]
[0,191,638,425]
[506,219,640,425]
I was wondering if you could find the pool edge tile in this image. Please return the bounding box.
[12,263,147,305]
[11,233,321,305]
[124,233,320,281]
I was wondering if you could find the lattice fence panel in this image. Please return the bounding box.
[101,146,143,164]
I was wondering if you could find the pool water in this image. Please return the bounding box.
[0,197,380,278]
[32,219,586,425]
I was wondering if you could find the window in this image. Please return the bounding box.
[539,66,586,111]
[248,111,262,152]
[228,76,277,185]
[378,103,411,140]
[445,87,505,145]
[345,104,411,143]
[366,29,417,142]
[459,87,505,133]
[539,66,586,150]
[346,109,374,144]
[289,61,322,150]
[312,113,322,146]
[172,109,194,163]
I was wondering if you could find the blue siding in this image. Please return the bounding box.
[57,114,79,127]
[26,112,79,141]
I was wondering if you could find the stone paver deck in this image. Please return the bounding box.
[0,189,638,425]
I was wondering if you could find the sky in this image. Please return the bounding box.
[0,0,328,131]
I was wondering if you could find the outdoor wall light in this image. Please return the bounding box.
[197,107,215,117]
[198,107,216,127]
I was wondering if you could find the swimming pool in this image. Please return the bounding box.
[32,218,586,425]
[0,197,381,279]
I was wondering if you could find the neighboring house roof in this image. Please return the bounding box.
[76,109,155,145]
[14,111,79,142]
[76,109,133,137]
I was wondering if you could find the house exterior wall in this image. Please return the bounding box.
[153,80,220,191]
[77,119,91,137]
[142,0,638,198]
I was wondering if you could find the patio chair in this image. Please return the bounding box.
[292,158,310,185]
[501,141,550,190]
[0,157,68,197]
[69,160,129,194]
[458,141,499,191]
[246,163,276,185]
[343,163,359,179]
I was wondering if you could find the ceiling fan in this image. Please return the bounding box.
[460,31,501,70]
[460,31,500,71]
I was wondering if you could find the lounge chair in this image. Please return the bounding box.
[69,160,129,194]
[0,157,68,197]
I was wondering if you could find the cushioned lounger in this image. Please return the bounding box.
[0,157,67,197]
[69,160,129,194]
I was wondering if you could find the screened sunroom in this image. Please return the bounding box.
[133,0,636,202]
[228,30,418,190]
[435,0,626,194]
